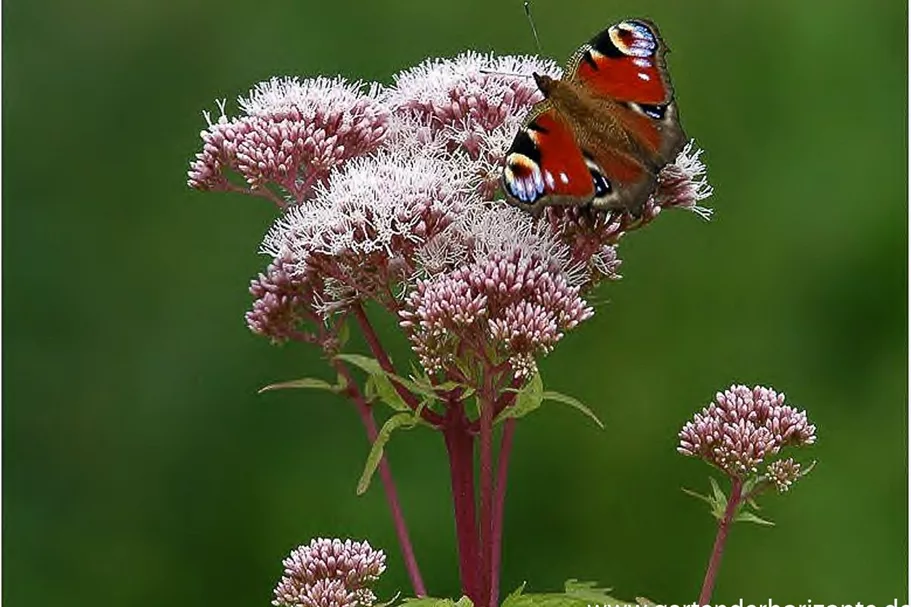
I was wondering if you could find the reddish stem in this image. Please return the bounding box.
[335,362,427,596]
[351,302,444,427]
[442,404,481,605]
[478,377,496,607]
[698,476,743,604]
[490,419,516,606]
[223,181,287,210]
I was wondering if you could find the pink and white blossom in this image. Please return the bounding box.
[678,385,816,478]
[273,538,386,607]
[188,77,390,204]
[190,53,714,379]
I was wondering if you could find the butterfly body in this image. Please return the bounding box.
[502,20,685,215]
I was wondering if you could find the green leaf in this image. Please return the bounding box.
[336,353,415,411]
[501,591,624,607]
[681,486,714,506]
[374,592,401,607]
[735,510,775,526]
[684,478,728,520]
[563,580,616,602]
[357,412,418,495]
[741,475,761,497]
[800,459,818,477]
[708,476,727,504]
[336,319,351,349]
[258,377,337,393]
[337,371,349,392]
[504,583,527,603]
[365,373,410,412]
[493,374,603,429]
[500,581,623,607]
[402,597,473,607]
[541,391,604,429]
[495,373,544,423]
[336,354,443,403]
[430,380,467,392]
[335,353,385,376]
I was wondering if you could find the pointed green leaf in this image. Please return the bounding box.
[431,380,467,392]
[708,476,726,502]
[541,391,604,429]
[687,478,728,520]
[357,412,418,495]
[501,591,624,607]
[335,353,385,376]
[741,475,761,496]
[800,459,818,477]
[681,486,714,506]
[735,510,775,526]
[563,580,615,602]
[366,373,411,412]
[495,373,544,423]
[335,353,422,410]
[403,598,473,607]
[258,377,336,393]
[374,592,401,607]
[500,580,622,607]
[504,583,527,602]
[335,354,443,400]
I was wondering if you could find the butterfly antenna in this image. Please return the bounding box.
[524,1,543,54]
[479,2,542,78]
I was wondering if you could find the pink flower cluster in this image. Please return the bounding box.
[678,385,816,478]
[259,150,479,315]
[188,77,390,205]
[273,538,386,607]
[246,254,321,343]
[187,52,713,376]
[401,246,592,377]
[386,53,560,197]
[766,457,802,492]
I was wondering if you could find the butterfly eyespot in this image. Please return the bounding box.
[609,20,656,58]
[504,153,545,204]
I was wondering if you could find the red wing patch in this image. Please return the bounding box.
[502,103,594,212]
[571,20,673,105]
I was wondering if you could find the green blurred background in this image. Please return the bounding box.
[4,0,908,604]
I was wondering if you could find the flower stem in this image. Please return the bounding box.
[478,378,496,607]
[698,476,743,604]
[443,404,481,605]
[351,302,444,427]
[336,361,427,596]
[490,419,516,607]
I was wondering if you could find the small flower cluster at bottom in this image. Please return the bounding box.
[678,384,816,486]
[273,538,386,607]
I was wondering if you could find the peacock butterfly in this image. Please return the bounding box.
[502,19,685,215]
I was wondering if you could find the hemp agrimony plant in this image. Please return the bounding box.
[187,51,815,606]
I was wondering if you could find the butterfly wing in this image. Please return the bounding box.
[567,19,685,165]
[501,101,597,214]
[502,19,686,215]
